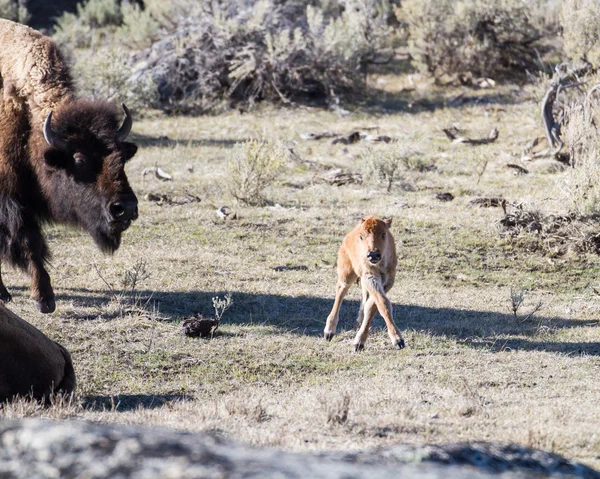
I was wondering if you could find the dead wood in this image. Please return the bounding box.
[318,168,363,186]
[505,164,529,175]
[273,265,309,272]
[145,192,201,206]
[141,166,173,181]
[332,131,362,145]
[442,127,499,145]
[468,197,503,208]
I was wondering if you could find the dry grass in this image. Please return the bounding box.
[2,74,600,469]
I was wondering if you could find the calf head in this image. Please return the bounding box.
[42,99,138,253]
[357,215,392,265]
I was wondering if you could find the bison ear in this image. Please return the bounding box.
[44,149,69,169]
[122,142,138,163]
[384,217,392,227]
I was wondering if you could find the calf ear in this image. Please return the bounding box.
[384,217,392,227]
[44,149,69,169]
[121,142,138,162]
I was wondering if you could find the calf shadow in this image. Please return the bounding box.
[48,286,600,356]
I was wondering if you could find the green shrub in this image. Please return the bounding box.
[227,139,287,205]
[72,47,159,113]
[54,0,123,48]
[399,0,544,80]
[0,0,29,23]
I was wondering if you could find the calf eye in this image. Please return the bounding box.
[382,233,386,239]
[359,236,363,241]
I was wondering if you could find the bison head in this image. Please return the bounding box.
[41,100,139,253]
[357,216,392,265]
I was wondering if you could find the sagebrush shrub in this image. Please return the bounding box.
[73,48,159,112]
[561,88,600,215]
[227,139,287,205]
[560,0,600,68]
[54,0,123,48]
[360,142,420,192]
[399,0,544,80]
[0,0,29,23]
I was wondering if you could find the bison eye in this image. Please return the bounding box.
[382,232,386,239]
[359,236,363,241]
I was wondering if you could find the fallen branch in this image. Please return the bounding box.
[142,166,173,181]
[505,164,529,175]
[442,127,499,145]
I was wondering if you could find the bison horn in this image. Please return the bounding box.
[43,111,68,151]
[116,103,132,142]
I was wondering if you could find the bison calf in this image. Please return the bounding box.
[324,215,405,352]
[0,304,75,403]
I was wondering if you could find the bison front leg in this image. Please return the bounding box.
[22,224,55,313]
[28,255,55,314]
[0,263,12,303]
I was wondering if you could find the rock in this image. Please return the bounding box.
[0,420,597,479]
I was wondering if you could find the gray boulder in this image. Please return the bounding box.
[0,420,597,478]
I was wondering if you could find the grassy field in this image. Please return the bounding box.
[2,72,600,468]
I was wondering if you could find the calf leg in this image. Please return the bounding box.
[0,263,12,303]
[324,279,353,341]
[355,284,369,329]
[364,275,405,349]
[353,295,377,352]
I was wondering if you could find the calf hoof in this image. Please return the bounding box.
[0,289,12,303]
[324,332,334,341]
[395,338,406,350]
[35,297,56,314]
[354,343,365,353]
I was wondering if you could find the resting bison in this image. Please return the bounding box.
[0,303,75,402]
[0,19,138,313]
[324,215,404,352]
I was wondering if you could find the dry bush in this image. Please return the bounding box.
[57,0,394,111]
[560,0,600,68]
[227,139,287,206]
[399,0,546,81]
[360,142,421,192]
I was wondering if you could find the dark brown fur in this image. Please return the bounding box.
[0,303,75,402]
[0,22,138,313]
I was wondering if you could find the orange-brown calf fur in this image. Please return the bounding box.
[324,215,404,351]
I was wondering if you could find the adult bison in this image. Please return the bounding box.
[0,19,139,313]
[0,303,75,402]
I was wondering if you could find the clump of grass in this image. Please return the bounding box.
[360,142,421,192]
[227,139,287,205]
[324,392,351,425]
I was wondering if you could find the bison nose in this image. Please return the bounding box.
[109,201,138,221]
[367,250,381,263]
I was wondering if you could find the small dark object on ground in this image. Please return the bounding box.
[436,192,454,202]
[145,192,201,206]
[181,315,219,338]
[274,265,309,272]
[332,131,362,145]
[468,197,503,207]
